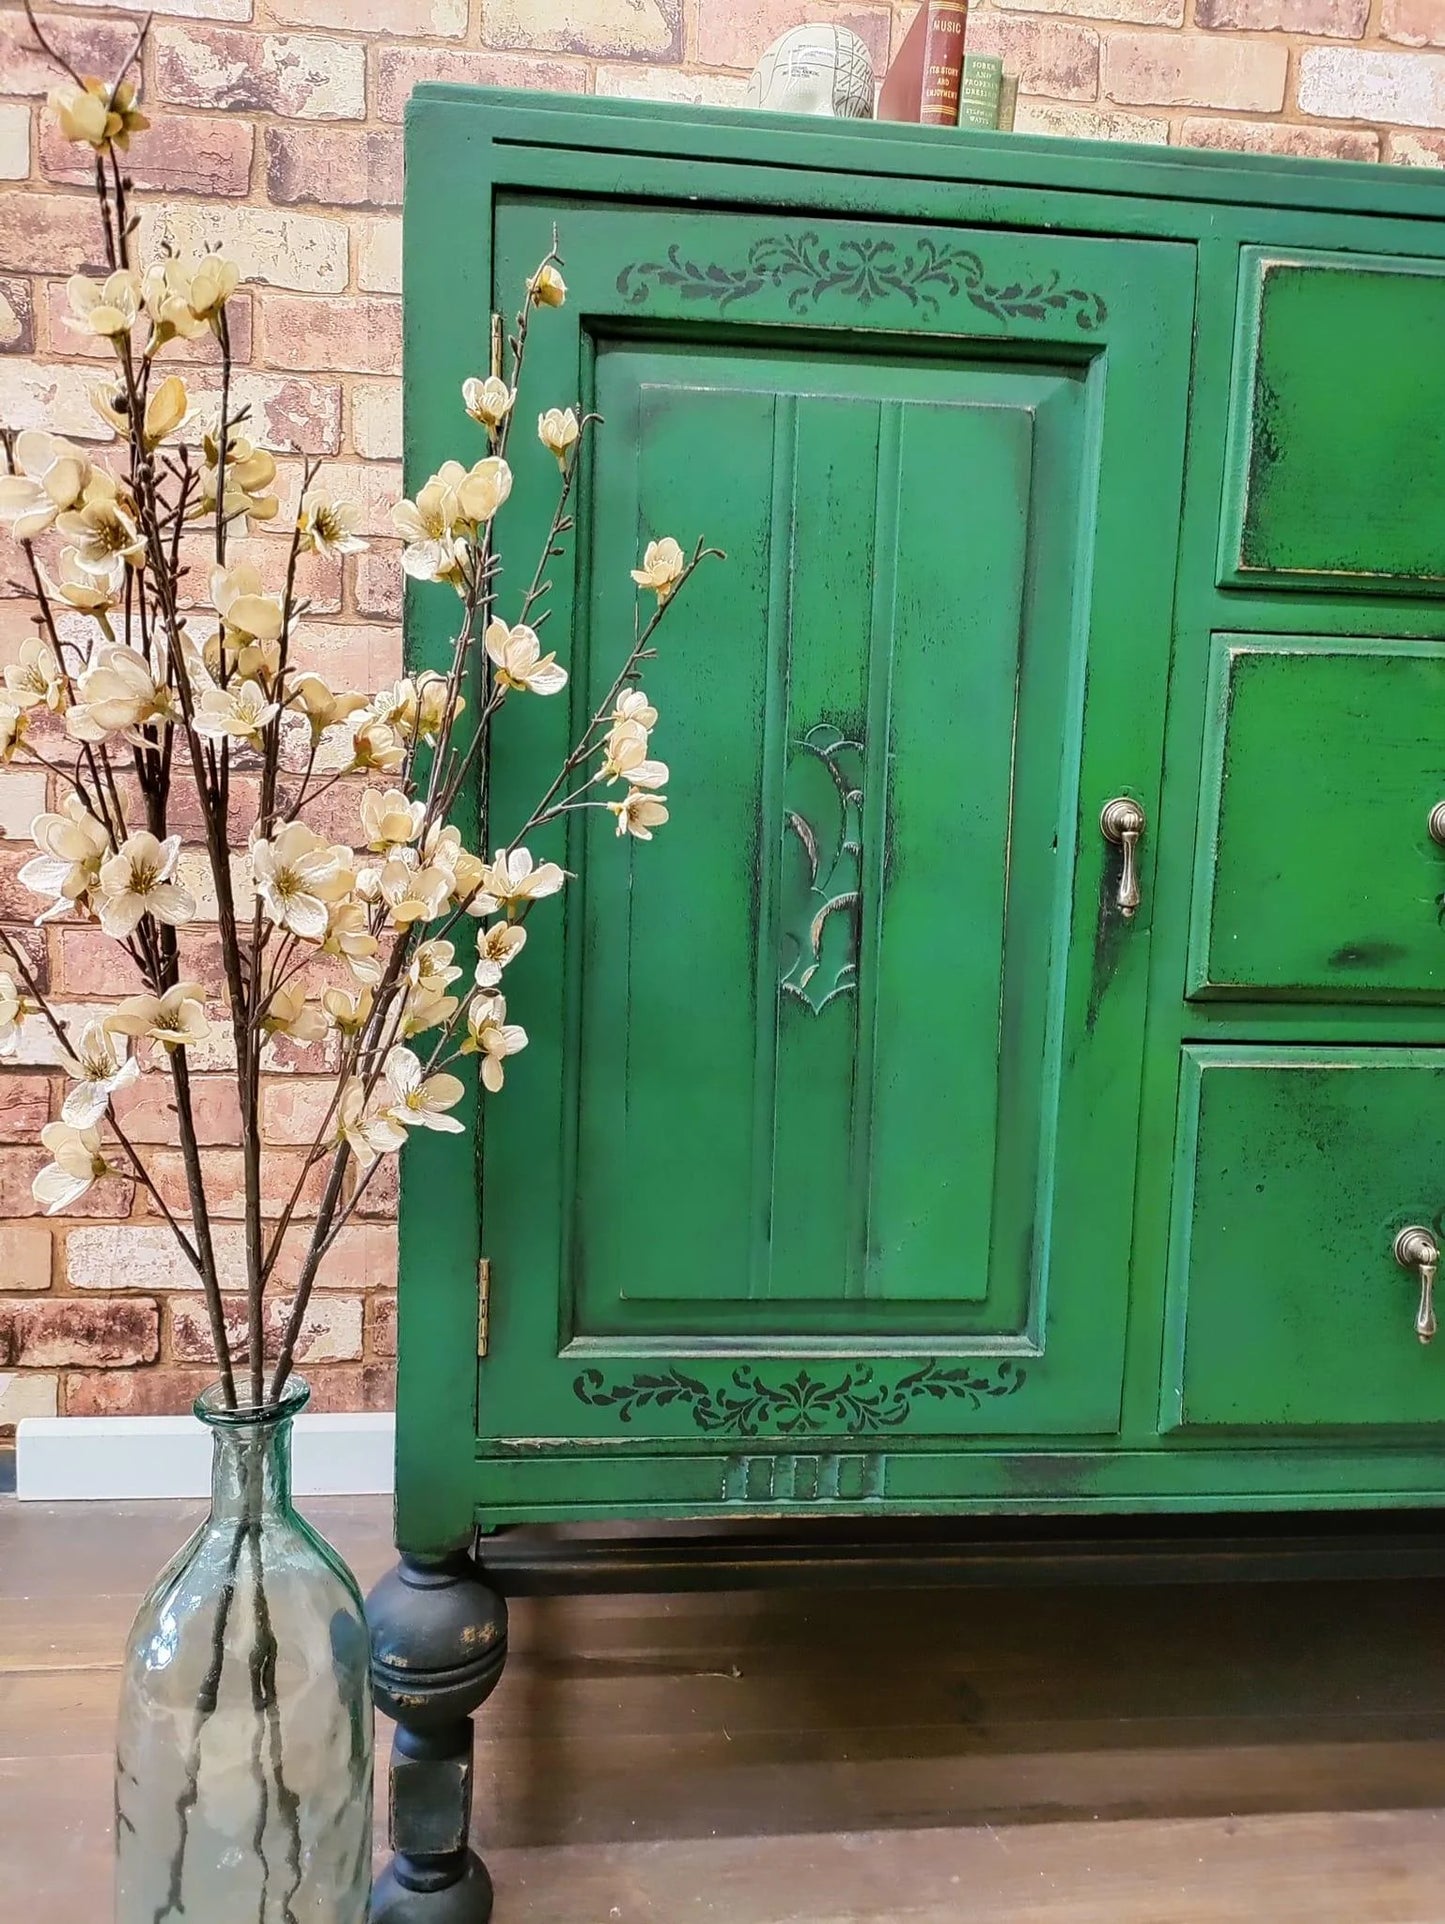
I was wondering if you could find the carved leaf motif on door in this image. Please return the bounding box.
[616,232,1109,329]
[780,722,863,1014]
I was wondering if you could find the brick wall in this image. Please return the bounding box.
[0,0,1440,1429]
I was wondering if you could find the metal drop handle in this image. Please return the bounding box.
[1429,803,1445,847]
[1395,1225,1439,1345]
[1100,798,1146,918]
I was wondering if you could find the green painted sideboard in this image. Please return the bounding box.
[368,89,1445,1920]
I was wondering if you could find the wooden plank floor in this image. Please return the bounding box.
[4,1495,1445,1920]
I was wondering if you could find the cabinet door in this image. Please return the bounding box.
[469,203,1193,1451]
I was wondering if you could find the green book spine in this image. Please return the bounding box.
[997,73,1019,131]
[959,54,1002,130]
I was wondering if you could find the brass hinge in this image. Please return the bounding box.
[477,1256,492,1358]
[489,312,504,382]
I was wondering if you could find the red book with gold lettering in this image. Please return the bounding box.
[878,2,969,126]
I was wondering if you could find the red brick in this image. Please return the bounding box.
[113,1073,243,1147]
[264,125,402,209]
[0,12,137,97]
[272,0,465,29]
[695,0,891,70]
[0,1224,52,1291]
[1389,128,1445,162]
[292,620,403,691]
[372,45,586,121]
[261,1079,337,1146]
[369,1291,396,1359]
[353,547,403,620]
[0,1146,136,1218]
[306,1361,393,1410]
[1104,33,1288,109]
[65,1363,212,1415]
[1383,0,1445,45]
[138,201,348,294]
[51,928,150,998]
[964,16,1101,99]
[1196,0,1368,27]
[0,192,106,276]
[1,1296,157,1367]
[1181,116,1380,159]
[268,1219,396,1293]
[0,277,34,355]
[259,294,402,376]
[174,534,342,615]
[1298,46,1445,125]
[39,112,255,196]
[2,927,46,993]
[145,1147,329,1220]
[0,1073,54,1143]
[356,1151,397,1219]
[154,25,366,120]
[484,0,682,58]
[170,1292,363,1363]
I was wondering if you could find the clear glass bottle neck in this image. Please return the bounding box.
[206,1415,295,1524]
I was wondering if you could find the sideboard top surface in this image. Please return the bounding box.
[409,82,1445,230]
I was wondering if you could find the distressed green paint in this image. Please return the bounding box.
[397,88,1445,1552]
[1190,637,1445,1003]
[1222,251,1445,591]
[1163,1047,1445,1430]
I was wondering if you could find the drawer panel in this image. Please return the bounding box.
[1220,249,1445,594]
[1163,1047,1445,1431]
[1188,634,1445,1003]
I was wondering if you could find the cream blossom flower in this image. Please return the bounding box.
[350,717,406,774]
[414,672,458,743]
[360,787,424,852]
[421,823,488,912]
[473,920,526,990]
[322,901,381,985]
[32,1119,111,1214]
[66,269,142,342]
[599,721,667,789]
[68,643,171,741]
[47,75,147,152]
[527,262,566,308]
[337,1078,406,1160]
[462,993,528,1093]
[370,848,452,927]
[142,375,188,449]
[400,986,457,1038]
[614,688,658,733]
[0,969,23,1056]
[4,637,67,714]
[480,846,565,914]
[0,703,29,764]
[0,431,90,541]
[97,831,195,939]
[196,426,278,525]
[456,456,513,525]
[194,678,278,748]
[381,1046,466,1133]
[392,464,468,587]
[462,375,515,435]
[409,939,463,997]
[297,492,368,560]
[141,257,210,345]
[39,547,122,619]
[56,472,145,575]
[290,674,369,737]
[537,406,579,469]
[262,982,328,1044]
[210,561,285,680]
[631,536,685,604]
[608,790,670,841]
[19,794,111,922]
[105,982,210,1051]
[485,619,567,696]
[60,1019,140,1127]
[322,984,374,1035]
[251,823,352,941]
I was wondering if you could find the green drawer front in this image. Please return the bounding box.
[1163,1047,1445,1432]
[1188,635,1445,1003]
[1220,249,1445,594]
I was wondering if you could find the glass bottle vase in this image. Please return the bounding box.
[115,1378,373,1923]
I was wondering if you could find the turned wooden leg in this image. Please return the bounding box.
[368,1551,508,1922]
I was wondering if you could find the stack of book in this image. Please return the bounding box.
[878,3,1019,132]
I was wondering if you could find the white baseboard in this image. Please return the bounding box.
[15,1412,396,1502]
